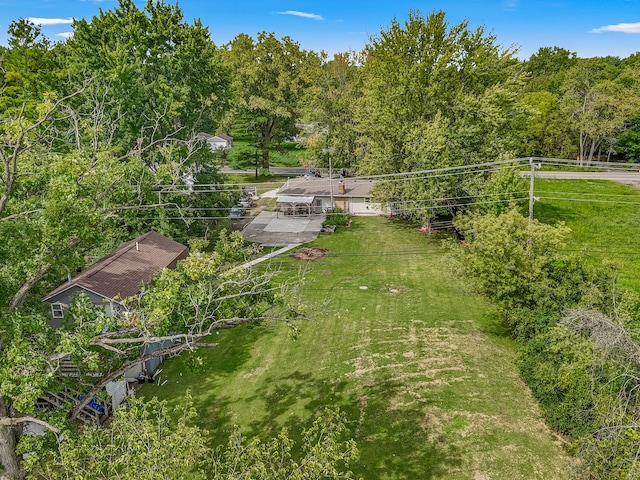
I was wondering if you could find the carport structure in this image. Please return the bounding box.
[275,195,317,216]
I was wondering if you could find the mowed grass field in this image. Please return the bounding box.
[141,217,571,479]
[534,179,640,293]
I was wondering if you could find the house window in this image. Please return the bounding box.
[51,303,65,319]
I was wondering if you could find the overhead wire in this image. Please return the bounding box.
[135,158,640,260]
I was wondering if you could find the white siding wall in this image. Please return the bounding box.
[105,379,126,410]
[315,196,385,215]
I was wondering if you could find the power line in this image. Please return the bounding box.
[388,190,529,205]
[387,197,529,212]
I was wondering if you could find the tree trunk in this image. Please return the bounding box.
[0,398,24,480]
[261,147,270,170]
[9,263,51,308]
[587,139,599,165]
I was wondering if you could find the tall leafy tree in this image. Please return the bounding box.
[614,54,640,162]
[618,112,640,162]
[523,46,577,94]
[0,20,60,112]
[0,233,299,479]
[303,51,364,170]
[560,57,639,164]
[223,32,313,169]
[355,10,525,221]
[66,0,231,151]
[514,90,573,158]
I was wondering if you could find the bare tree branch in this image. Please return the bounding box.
[1,85,89,216]
[561,308,640,366]
[69,314,288,421]
[0,416,59,435]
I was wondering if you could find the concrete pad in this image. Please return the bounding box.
[242,211,325,246]
[260,188,280,198]
[249,213,273,225]
[265,217,310,233]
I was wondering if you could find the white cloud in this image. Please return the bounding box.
[56,32,74,39]
[27,17,74,26]
[275,11,323,21]
[591,22,640,34]
[504,0,519,9]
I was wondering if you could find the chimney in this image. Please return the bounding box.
[338,181,345,195]
[135,242,139,251]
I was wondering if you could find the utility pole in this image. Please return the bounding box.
[328,156,334,210]
[528,158,536,223]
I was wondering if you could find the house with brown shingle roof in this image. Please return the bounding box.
[43,231,189,328]
[40,231,189,415]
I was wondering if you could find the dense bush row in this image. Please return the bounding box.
[451,208,640,478]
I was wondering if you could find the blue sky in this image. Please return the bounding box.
[0,0,638,59]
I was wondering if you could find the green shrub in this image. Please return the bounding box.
[325,207,350,227]
[518,326,600,436]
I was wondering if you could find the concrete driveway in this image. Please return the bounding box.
[242,211,326,247]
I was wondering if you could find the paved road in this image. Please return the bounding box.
[225,166,640,182]
[523,171,640,181]
[220,166,306,176]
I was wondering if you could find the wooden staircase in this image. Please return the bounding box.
[59,359,80,377]
[36,390,111,425]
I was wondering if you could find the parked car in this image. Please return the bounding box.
[229,205,245,219]
[239,197,253,208]
[305,168,322,178]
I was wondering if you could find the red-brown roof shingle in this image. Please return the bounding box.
[44,231,188,302]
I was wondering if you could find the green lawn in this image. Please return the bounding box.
[229,139,307,168]
[141,217,571,478]
[534,179,640,292]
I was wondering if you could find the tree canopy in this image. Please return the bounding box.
[2,1,640,477]
[66,0,231,149]
[352,10,526,220]
[222,32,316,169]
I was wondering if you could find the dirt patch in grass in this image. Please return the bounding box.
[385,285,408,294]
[290,247,328,261]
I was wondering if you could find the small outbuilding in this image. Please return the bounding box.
[196,132,233,151]
[275,195,317,216]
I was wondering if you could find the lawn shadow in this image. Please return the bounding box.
[353,377,464,478]
[141,324,279,442]
[242,370,353,435]
[224,369,464,479]
[533,201,571,224]
[475,306,511,339]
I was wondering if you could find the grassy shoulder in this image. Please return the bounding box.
[534,179,640,292]
[141,217,572,479]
